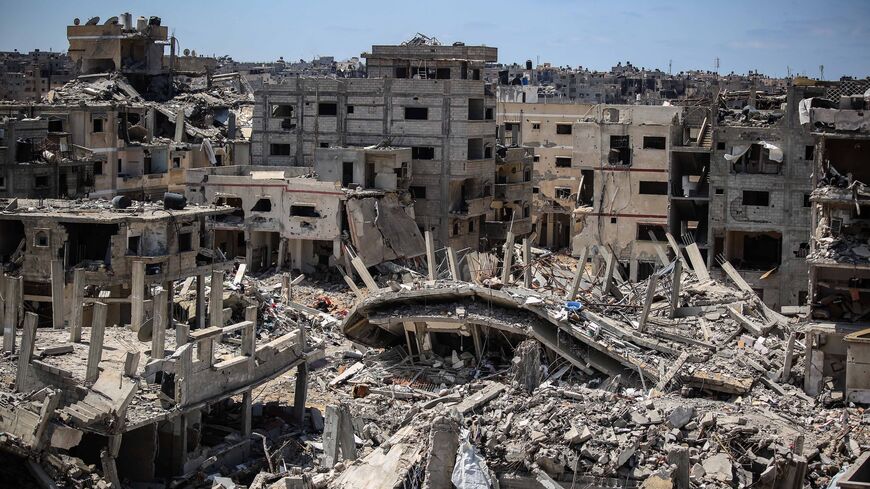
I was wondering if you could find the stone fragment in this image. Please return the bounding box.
[667,406,695,429]
[702,453,732,482]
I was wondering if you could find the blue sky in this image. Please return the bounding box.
[1,0,868,79]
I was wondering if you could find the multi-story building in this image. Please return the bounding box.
[496,90,594,249]
[570,105,681,280]
[0,116,95,198]
[484,145,534,243]
[251,39,497,249]
[703,85,816,310]
[0,50,74,101]
[801,80,870,402]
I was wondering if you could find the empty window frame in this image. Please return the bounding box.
[271,104,293,118]
[639,181,668,195]
[742,190,769,206]
[404,107,429,120]
[805,145,814,160]
[409,186,427,199]
[555,187,571,199]
[556,123,572,135]
[33,230,49,247]
[555,157,572,168]
[92,118,104,133]
[270,144,291,156]
[290,204,319,217]
[642,136,666,149]
[318,102,337,116]
[412,146,435,160]
[637,223,667,241]
[93,161,103,175]
[532,123,541,130]
[251,198,272,212]
[609,135,631,165]
[178,232,192,252]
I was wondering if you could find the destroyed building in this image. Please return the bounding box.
[803,79,870,404]
[485,145,534,243]
[0,115,96,198]
[703,84,817,310]
[186,145,425,273]
[0,13,253,202]
[496,92,594,249]
[252,36,497,249]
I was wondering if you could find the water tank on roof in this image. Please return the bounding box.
[120,12,132,30]
[148,16,161,26]
[526,60,533,70]
[73,18,80,26]
[136,16,147,31]
[164,192,187,210]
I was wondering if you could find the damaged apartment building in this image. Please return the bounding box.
[185,145,424,273]
[0,115,96,199]
[0,200,319,487]
[803,80,870,404]
[252,35,497,250]
[0,13,253,201]
[702,84,819,310]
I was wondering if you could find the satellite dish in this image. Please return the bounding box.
[104,16,118,25]
[85,16,100,25]
[73,18,80,26]
[183,49,190,56]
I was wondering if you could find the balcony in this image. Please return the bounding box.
[450,196,493,217]
[483,217,533,238]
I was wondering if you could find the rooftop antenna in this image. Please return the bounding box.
[787,66,791,78]
[668,59,672,75]
[819,64,824,81]
[714,57,720,75]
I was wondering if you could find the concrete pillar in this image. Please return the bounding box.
[241,389,252,437]
[446,247,459,281]
[522,238,532,288]
[124,351,140,377]
[424,414,460,489]
[3,276,20,353]
[425,230,436,280]
[152,289,167,360]
[565,246,589,301]
[546,212,554,247]
[323,404,356,467]
[195,274,206,330]
[667,446,690,489]
[669,259,682,319]
[501,231,515,284]
[69,268,85,343]
[780,332,796,382]
[15,312,38,391]
[209,270,224,329]
[294,362,308,427]
[351,256,379,291]
[277,238,286,270]
[639,275,658,333]
[86,302,108,383]
[131,261,145,332]
[51,260,65,329]
[243,306,256,357]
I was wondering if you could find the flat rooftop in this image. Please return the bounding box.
[0,198,231,222]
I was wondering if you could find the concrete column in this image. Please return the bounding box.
[243,306,256,357]
[424,414,460,489]
[241,389,252,437]
[69,268,85,343]
[152,289,167,360]
[3,276,20,353]
[195,274,206,329]
[780,332,796,382]
[565,246,589,301]
[294,362,308,427]
[639,275,658,333]
[209,270,224,329]
[323,404,355,467]
[15,312,38,391]
[86,302,108,383]
[51,260,65,329]
[669,259,682,319]
[425,230,436,280]
[131,261,145,332]
[277,238,286,270]
[546,212,554,247]
[522,238,532,288]
[446,247,459,281]
[667,446,690,489]
[501,231,515,284]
